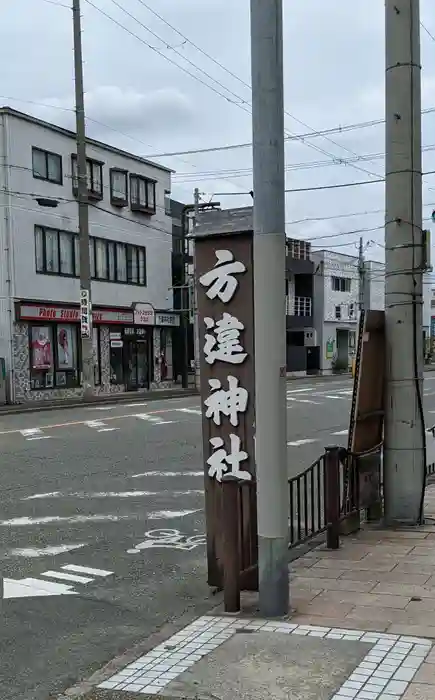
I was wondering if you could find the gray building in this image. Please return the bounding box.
[0,107,179,404]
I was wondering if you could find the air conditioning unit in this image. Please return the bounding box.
[304,330,317,347]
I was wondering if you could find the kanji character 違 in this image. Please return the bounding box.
[203,313,247,365]
[199,249,246,303]
[204,375,248,427]
[207,434,251,483]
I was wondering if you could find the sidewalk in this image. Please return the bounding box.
[64,487,435,700]
[0,386,198,416]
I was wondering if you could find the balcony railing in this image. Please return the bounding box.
[286,238,311,260]
[286,295,312,316]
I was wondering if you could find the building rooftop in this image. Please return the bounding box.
[0,106,174,174]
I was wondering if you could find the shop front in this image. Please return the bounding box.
[12,301,180,404]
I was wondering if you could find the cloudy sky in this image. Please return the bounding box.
[2,0,435,264]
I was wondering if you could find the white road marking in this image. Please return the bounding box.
[3,577,77,599]
[20,428,43,437]
[176,408,203,416]
[318,394,350,400]
[135,413,167,424]
[41,570,93,584]
[286,388,316,395]
[286,397,322,405]
[331,429,348,435]
[22,490,203,500]
[125,402,149,407]
[287,439,319,447]
[85,420,107,429]
[8,544,85,558]
[0,514,132,526]
[85,406,117,411]
[132,470,203,478]
[26,436,53,441]
[148,509,201,520]
[97,428,119,432]
[63,564,113,577]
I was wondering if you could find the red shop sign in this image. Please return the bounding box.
[18,304,134,324]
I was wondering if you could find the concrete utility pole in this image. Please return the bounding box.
[193,188,200,390]
[72,0,94,399]
[358,237,365,311]
[250,0,289,615]
[384,0,426,524]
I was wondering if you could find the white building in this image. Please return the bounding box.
[312,250,389,373]
[0,107,178,404]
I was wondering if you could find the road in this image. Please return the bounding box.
[1,374,435,699]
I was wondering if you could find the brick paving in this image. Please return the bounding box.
[288,485,435,697]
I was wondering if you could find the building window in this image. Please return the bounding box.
[349,302,356,319]
[335,305,341,320]
[30,324,80,389]
[32,147,62,184]
[130,174,156,214]
[331,276,351,292]
[35,227,146,285]
[71,154,103,200]
[35,225,76,277]
[164,190,171,215]
[110,169,128,207]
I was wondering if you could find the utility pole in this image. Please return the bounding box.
[193,188,200,390]
[72,0,94,399]
[358,237,365,312]
[250,0,289,615]
[384,0,426,524]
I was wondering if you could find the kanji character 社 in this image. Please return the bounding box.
[204,375,248,427]
[203,313,247,365]
[198,249,246,303]
[207,434,251,483]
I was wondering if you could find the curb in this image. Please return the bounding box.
[0,389,199,417]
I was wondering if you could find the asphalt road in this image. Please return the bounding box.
[1,375,435,699]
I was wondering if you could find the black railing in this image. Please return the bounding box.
[288,446,362,551]
[289,453,326,548]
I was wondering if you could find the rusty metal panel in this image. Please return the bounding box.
[194,224,257,592]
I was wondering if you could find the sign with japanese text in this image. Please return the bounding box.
[80,289,91,339]
[134,303,155,326]
[196,242,255,485]
[194,226,257,592]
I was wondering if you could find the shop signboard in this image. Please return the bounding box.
[134,303,155,326]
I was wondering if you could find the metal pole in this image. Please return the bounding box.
[72,0,94,399]
[193,188,200,391]
[250,0,289,616]
[384,0,425,524]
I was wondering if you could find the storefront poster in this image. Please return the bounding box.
[326,338,335,360]
[57,325,75,369]
[31,327,53,370]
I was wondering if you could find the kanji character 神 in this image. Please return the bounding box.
[207,434,251,483]
[204,375,248,427]
[198,249,246,303]
[203,313,247,365]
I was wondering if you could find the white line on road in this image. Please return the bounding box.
[41,570,93,584]
[0,514,133,526]
[8,544,86,558]
[286,397,322,405]
[176,408,203,416]
[3,577,77,599]
[148,509,201,520]
[287,439,319,447]
[331,429,348,436]
[132,470,203,478]
[20,428,43,437]
[22,490,203,500]
[63,564,113,577]
[85,420,107,429]
[26,436,53,440]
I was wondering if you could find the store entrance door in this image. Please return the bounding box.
[124,329,151,391]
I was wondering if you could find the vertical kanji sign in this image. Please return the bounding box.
[193,209,257,605]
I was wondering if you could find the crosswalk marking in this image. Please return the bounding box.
[41,570,93,584]
[62,564,114,577]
